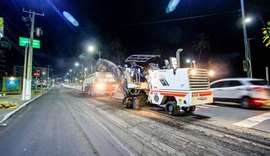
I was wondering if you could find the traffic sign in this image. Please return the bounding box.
[19,37,40,49]
[0,17,4,38]
[33,72,40,77]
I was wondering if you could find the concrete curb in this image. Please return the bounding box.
[0,87,53,124]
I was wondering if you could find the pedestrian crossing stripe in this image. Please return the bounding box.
[233,112,270,128]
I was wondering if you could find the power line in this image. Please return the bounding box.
[0,9,26,34]
[3,36,40,67]
[116,10,240,27]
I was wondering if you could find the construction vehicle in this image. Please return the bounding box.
[96,49,213,115]
[82,72,118,96]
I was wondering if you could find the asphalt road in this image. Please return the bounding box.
[194,102,270,133]
[0,86,270,155]
[0,87,132,156]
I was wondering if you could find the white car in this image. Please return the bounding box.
[210,78,270,108]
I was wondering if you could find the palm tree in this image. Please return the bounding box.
[192,33,210,63]
[262,21,270,47]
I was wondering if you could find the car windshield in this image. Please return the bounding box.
[248,80,267,86]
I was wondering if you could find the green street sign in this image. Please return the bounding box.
[19,37,40,49]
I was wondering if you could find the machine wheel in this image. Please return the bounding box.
[91,89,95,96]
[165,102,180,116]
[87,89,91,96]
[132,97,140,110]
[182,106,196,114]
[123,97,133,109]
[241,97,253,109]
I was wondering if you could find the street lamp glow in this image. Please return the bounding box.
[75,62,79,66]
[186,59,191,63]
[84,68,88,71]
[245,17,252,24]
[88,44,101,59]
[69,69,72,72]
[88,45,95,52]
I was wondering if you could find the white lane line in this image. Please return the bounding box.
[233,112,270,128]
[196,105,219,109]
[206,105,220,108]
[197,106,210,109]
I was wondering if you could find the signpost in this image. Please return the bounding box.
[19,37,40,49]
[2,77,21,93]
[34,70,40,93]
[33,72,40,77]
[0,17,4,38]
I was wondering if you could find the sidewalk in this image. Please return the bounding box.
[0,88,51,124]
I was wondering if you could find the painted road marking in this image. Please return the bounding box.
[233,112,270,128]
[196,104,220,110]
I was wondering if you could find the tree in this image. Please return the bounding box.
[192,33,210,63]
[262,21,270,47]
[153,48,163,55]
[110,38,123,65]
[246,0,270,13]
[0,40,10,79]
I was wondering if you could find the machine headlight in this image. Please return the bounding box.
[190,69,197,75]
[208,70,215,77]
[96,83,105,90]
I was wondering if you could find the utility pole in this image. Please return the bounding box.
[47,65,50,89]
[22,9,44,100]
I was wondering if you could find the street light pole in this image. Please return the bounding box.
[22,43,28,100]
[247,38,253,78]
[46,65,50,89]
[240,0,251,78]
[69,69,72,83]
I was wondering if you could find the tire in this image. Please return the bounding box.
[182,106,196,114]
[123,97,133,109]
[241,97,253,109]
[165,102,180,116]
[87,89,91,96]
[90,89,95,97]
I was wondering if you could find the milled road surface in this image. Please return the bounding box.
[0,86,270,156]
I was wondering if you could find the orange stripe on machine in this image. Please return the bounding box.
[192,91,212,97]
[150,90,188,97]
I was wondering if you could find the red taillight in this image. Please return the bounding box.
[251,87,267,92]
[253,98,267,105]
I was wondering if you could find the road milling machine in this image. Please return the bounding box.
[96,49,213,115]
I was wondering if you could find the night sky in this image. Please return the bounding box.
[0,0,269,80]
